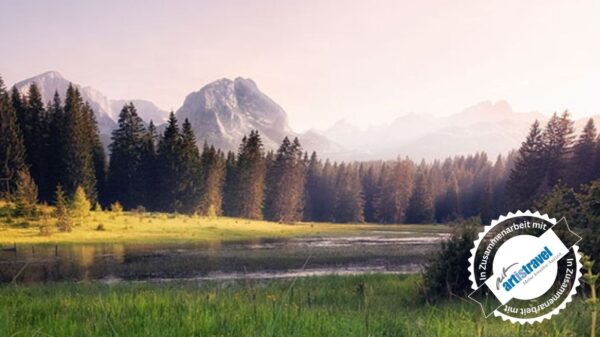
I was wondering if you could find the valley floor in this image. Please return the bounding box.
[0,274,591,337]
[0,202,448,246]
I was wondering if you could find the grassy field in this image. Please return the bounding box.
[0,274,592,337]
[0,202,448,246]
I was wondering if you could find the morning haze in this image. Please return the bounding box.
[1,0,599,133]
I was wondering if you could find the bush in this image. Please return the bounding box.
[96,224,106,231]
[14,170,38,217]
[54,185,72,232]
[94,203,103,212]
[420,222,478,302]
[110,201,123,213]
[38,225,52,236]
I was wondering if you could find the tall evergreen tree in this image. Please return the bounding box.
[140,120,159,209]
[60,85,97,202]
[23,83,53,201]
[507,120,545,210]
[264,137,305,223]
[333,163,364,223]
[406,167,434,223]
[198,144,226,216]
[374,160,414,223]
[179,118,202,213]
[542,111,574,188]
[222,150,237,216]
[570,118,597,187]
[0,76,28,197]
[303,152,322,221]
[107,103,147,209]
[83,102,107,205]
[234,130,266,219]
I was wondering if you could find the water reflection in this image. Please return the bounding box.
[0,234,447,284]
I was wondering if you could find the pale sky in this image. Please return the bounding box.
[1,0,599,131]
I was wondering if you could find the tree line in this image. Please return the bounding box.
[2,77,600,224]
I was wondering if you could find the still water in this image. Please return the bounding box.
[0,233,448,284]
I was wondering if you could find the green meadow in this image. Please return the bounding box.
[0,274,591,337]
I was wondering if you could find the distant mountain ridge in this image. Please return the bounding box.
[320,100,599,160]
[14,71,169,134]
[12,72,600,161]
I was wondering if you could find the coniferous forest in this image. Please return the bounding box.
[2,77,600,226]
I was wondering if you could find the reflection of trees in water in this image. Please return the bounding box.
[0,237,443,284]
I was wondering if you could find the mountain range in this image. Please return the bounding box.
[12,71,600,161]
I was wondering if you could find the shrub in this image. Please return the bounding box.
[132,205,146,214]
[38,225,52,236]
[54,185,72,232]
[96,224,106,231]
[110,201,123,213]
[94,203,103,212]
[70,186,91,218]
[14,170,38,217]
[420,222,478,302]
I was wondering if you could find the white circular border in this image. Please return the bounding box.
[467,210,582,324]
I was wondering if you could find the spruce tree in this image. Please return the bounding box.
[571,118,597,187]
[542,111,575,188]
[198,144,226,216]
[234,130,266,219]
[140,120,159,210]
[107,103,147,209]
[507,120,546,210]
[84,102,107,205]
[222,151,237,216]
[19,83,53,201]
[303,152,322,221]
[14,169,38,217]
[406,167,434,223]
[0,76,28,197]
[71,185,91,218]
[157,112,184,212]
[179,118,202,213]
[60,85,97,202]
[264,137,305,223]
[333,163,364,223]
[46,92,64,201]
[54,184,72,232]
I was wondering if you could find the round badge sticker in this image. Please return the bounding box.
[468,210,582,324]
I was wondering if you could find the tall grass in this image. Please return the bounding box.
[0,275,591,337]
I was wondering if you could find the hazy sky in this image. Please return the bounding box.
[1,0,599,131]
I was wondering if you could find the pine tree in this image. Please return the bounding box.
[107,103,147,209]
[157,112,184,212]
[303,152,322,221]
[140,120,159,210]
[14,169,38,217]
[84,102,107,205]
[361,165,380,223]
[20,83,53,201]
[542,111,575,187]
[374,160,415,223]
[222,151,237,216]
[60,85,97,202]
[264,137,305,223]
[198,144,226,216]
[46,92,64,201]
[333,163,364,223]
[179,118,202,213]
[0,76,28,197]
[571,118,597,187]
[507,120,546,210]
[71,185,91,218]
[234,130,266,219]
[406,167,434,223]
[54,184,72,232]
